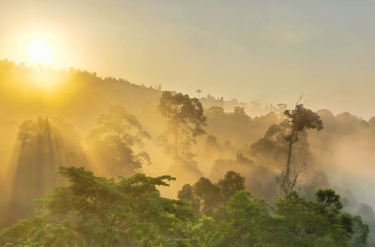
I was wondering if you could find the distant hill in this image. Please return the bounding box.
[1,59,375,246]
[0,59,282,132]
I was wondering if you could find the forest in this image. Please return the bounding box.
[0,59,374,246]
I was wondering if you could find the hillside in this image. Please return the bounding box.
[0,60,375,246]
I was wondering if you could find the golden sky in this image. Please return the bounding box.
[1,0,374,119]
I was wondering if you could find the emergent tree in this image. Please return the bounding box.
[280,99,323,193]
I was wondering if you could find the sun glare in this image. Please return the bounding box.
[27,39,53,64]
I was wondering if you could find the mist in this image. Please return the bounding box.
[0,60,374,245]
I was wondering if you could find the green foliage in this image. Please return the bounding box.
[1,169,369,247]
[275,191,334,246]
[223,190,268,247]
[350,215,369,247]
[193,177,222,216]
[316,189,343,222]
[178,184,201,215]
[217,171,245,202]
[0,167,195,247]
[189,216,227,247]
[177,173,369,247]
[178,171,245,217]
[0,61,373,247]
[273,190,369,247]
[1,217,86,247]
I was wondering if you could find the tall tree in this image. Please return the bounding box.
[196,89,202,98]
[158,91,206,166]
[86,105,151,177]
[280,99,323,193]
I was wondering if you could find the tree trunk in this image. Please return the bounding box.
[283,139,293,193]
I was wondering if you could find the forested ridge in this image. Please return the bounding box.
[0,59,374,246]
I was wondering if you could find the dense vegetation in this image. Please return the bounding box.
[0,60,374,246]
[0,168,369,247]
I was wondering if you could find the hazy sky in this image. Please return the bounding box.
[1,0,375,119]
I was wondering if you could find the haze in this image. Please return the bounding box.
[0,1,375,246]
[1,0,375,119]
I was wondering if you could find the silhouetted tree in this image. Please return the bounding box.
[86,105,151,177]
[196,89,202,98]
[217,171,245,201]
[280,100,323,194]
[203,135,222,155]
[158,91,206,166]
[206,106,225,119]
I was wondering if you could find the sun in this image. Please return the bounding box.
[27,39,53,64]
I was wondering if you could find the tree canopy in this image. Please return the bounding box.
[0,167,194,247]
[280,100,324,194]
